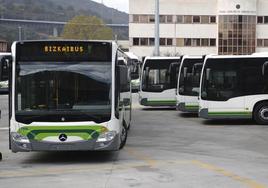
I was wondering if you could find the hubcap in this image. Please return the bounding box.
[260,107,268,120]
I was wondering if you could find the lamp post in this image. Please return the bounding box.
[154,0,160,56]
[18,26,22,41]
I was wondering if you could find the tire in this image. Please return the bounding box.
[119,122,128,150]
[254,102,268,125]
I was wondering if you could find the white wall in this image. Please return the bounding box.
[257,0,268,15]
[129,46,217,57]
[129,0,217,15]
[257,25,268,38]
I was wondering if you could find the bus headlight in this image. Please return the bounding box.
[11,132,30,143]
[96,131,117,143]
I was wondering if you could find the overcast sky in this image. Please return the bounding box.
[92,0,129,13]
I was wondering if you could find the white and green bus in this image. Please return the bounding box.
[139,57,181,106]
[7,40,131,152]
[125,52,141,92]
[0,52,11,94]
[176,56,204,113]
[199,54,268,124]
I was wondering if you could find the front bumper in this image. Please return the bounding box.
[10,134,120,152]
[176,103,199,113]
[140,98,176,107]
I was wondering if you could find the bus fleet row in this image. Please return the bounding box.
[1,40,268,154]
[139,54,268,125]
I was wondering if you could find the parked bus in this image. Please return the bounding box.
[139,57,181,106]
[125,52,141,92]
[0,52,11,94]
[199,54,268,124]
[7,40,131,152]
[176,56,204,113]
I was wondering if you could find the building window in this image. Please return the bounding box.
[201,16,210,24]
[167,38,173,46]
[264,39,268,47]
[210,39,216,46]
[192,39,200,46]
[184,38,192,46]
[177,15,183,23]
[160,38,166,46]
[193,16,201,23]
[149,38,155,46]
[167,15,173,23]
[176,38,184,47]
[201,39,209,46]
[133,38,140,46]
[149,15,155,23]
[140,38,148,46]
[264,16,268,24]
[210,16,216,23]
[184,16,192,24]
[257,39,263,47]
[140,15,148,23]
[133,15,139,23]
[218,15,256,55]
[160,15,166,23]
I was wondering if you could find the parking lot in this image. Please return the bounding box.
[0,94,268,188]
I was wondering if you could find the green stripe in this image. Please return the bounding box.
[18,125,108,141]
[147,100,176,105]
[208,112,252,116]
[185,105,199,110]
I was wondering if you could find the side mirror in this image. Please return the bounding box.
[179,87,184,93]
[0,55,12,81]
[120,66,128,86]
[206,68,211,81]
[201,91,207,98]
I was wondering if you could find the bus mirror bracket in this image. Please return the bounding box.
[262,61,268,76]
[206,68,211,81]
[183,67,187,78]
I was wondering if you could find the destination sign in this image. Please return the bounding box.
[44,45,84,53]
[16,41,112,62]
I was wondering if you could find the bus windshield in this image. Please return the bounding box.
[142,59,180,92]
[15,61,112,124]
[179,59,203,96]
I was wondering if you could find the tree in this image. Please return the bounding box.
[61,15,113,40]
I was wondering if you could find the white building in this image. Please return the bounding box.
[129,0,268,57]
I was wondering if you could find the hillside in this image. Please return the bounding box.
[53,0,128,24]
[0,0,129,45]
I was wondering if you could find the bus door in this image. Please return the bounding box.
[204,61,245,113]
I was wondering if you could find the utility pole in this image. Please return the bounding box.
[18,26,22,41]
[154,0,160,56]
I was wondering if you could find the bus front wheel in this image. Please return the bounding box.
[254,102,268,125]
[119,122,128,149]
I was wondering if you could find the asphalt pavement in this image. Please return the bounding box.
[0,94,268,188]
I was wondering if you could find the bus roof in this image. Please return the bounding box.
[13,40,117,46]
[125,52,139,60]
[205,54,268,59]
[144,56,181,62]
[181,55,203,61]
[0,52,11,56]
